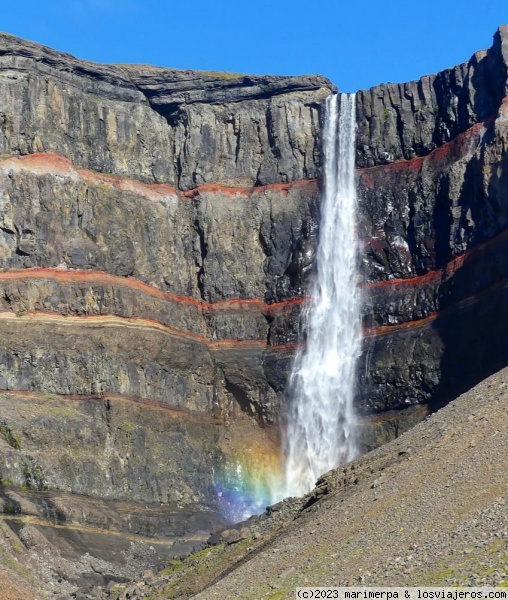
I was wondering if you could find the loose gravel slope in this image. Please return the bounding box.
[193,366,508,598]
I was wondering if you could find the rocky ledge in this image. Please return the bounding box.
[0,32,333,188]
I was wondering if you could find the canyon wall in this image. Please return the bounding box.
[358,25,508,415]
[1,27,508,582]
[0,31,332,577]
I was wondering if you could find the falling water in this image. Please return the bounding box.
[284,93,362,498]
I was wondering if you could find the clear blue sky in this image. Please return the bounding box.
[2,1,508,92]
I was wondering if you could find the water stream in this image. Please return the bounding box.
[283,93,362,498]
[215,93,362,519]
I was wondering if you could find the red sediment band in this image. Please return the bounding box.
[358,121,485,187]
[0,300,474,346]
[0,152,317,200]
[356,95,508,181]
[0,309,205,342]
[182,179,317,199]
[0,274,503,349]
[1,254,507,345]
[213,340,299,353]
[364,313,438,338]
[0,309,302,353]
[366,273,508,337]
[0,267,307,314]
[0,310,251,347]
[0,388,222,422]
[365,226,508,291]
[365,256,467,290]
[3,134,508,306]
[1,230,507,341]
[0,390,430,425]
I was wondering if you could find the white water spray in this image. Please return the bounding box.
[283,93,362,498]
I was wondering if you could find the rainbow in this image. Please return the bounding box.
[213,438,285,523]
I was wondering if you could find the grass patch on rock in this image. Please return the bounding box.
[0,425,22,450]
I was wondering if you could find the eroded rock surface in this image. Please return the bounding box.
[1,27,508,595]
[0,32,332,188]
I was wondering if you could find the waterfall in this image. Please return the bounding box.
[283,93,362,498]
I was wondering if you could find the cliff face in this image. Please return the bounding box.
[358,26,508,414]
[1,27,508,589]
[0,35,333,428]
[0,33,330,188]
[0,32,334,584]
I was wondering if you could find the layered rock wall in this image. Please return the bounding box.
[0,33,330,188]
[2,26,508,545]
[358,25,508,413]
[0,31,333,528]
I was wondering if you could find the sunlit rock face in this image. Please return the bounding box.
[0,31,334,534]
[1,25,508,549]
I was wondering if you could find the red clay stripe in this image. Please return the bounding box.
[0,152,318,199]
[365,274,508,337]
[358,120,485,179]
[1,112,507,330]
[364,313,438,338]
[365,227,508,291]
[356,96,508,177]
[0,268,307,314]
[0,388,429,426]
[181,179,317,199]
[0,388,222,421]
[0,310,259,348]
[0,279,503,348]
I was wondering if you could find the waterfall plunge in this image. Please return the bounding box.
[283,93,362,498]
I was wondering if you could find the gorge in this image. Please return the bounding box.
[0,25,507,596]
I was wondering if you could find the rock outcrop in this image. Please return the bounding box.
[359,25,508,415]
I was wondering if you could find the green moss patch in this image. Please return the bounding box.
[0,425,22,450]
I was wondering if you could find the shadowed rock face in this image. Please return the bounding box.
[1,29,508,581]
[358,26,508,415]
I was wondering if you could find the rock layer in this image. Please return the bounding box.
[0,32,332,188]
[1,29,508,578]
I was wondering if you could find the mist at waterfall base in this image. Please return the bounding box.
[214,93,362,521]
[213,456,283,523]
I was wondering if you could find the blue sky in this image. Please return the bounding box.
[2,1,508,92]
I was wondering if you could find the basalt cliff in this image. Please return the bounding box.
[0,26,508,596]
